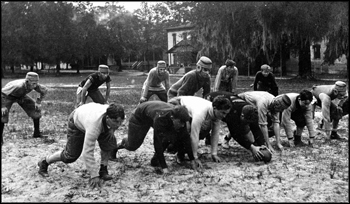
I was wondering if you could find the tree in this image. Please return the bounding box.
[37,2,77,75]
[1,2,26,76]
[188,2,263,74]
[133,2,170,71]
[323,2,349,67]
[185,2,344,78]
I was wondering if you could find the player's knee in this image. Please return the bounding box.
[126,145,139,151]
[30,111,42,119]
[61,154,78,164]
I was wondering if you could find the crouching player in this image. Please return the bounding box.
[111,101,196,175]
[205,91,271,163]
[311,81,348,139]
[38,103,125,189]
[280,90,316,147]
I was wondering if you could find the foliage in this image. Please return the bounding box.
[186,1,347,78]
[1,2,348,79]
[323,2,349,65]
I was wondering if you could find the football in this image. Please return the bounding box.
[259,147,272,163]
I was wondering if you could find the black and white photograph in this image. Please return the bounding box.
[1,1,348,202]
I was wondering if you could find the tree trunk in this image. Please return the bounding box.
[117,58,123,72]
[298,38,312,78]
[77,57,83,74]
[281,42,289,76]
[254,49,268,74]
[56,61,61,76]
[1,65,5,78]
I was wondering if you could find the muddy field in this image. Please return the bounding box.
[1,72,349,202]
[1,102,348,202]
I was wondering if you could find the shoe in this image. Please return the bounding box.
[294,140,307,147]
[99,165,113,181]
[150,155,160,167]
[222,138,230,149]
[38,159,49,177]
[330,131,341,140]
[33,131,43,138]
[175,154,185,165]
[294,132,307,147]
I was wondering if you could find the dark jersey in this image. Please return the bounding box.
[79,72,111,91]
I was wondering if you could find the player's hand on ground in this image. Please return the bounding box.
[308,138,314,147]
[162,168,170,176]
[35,103,41,111]
[211,154,222,163]
[1,107,8,116]
[288,139,295,148]
[139,97,147,104]
[277,143,284,151]
[89,176,104,190]
[251,145,263,161]
[190,160,198,170]
[267,144,275,153]
[194,158,203,170]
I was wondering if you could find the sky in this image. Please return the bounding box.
[90,1,158,12]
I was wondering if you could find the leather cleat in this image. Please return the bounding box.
[175,154,185,165]
[150,156,160,167]
[294,140,307,147]
[330,131,342,140]
[99,165,113,181]
[100,173,113,181]
[33,131,43,138]
[38,159,49,177]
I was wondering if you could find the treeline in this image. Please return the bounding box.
[1,2,348,78]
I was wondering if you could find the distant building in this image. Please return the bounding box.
[166,24,195,66]
[310,40,347,75]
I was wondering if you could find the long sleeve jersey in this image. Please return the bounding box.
[213,65,238,92]
[205,91,265,150]
[253,71,278,95]
[173,96,220,159]
[2,79,48,101]
[72,103,111,178]
[133,101,194,168]
[78,72,111,91]
[281,93,315,139]
[311,84,348,122]
[141,67,170,98]
[238,91,280,126]
[169,70,210,98]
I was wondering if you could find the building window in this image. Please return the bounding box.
[172,33,176,47]
[183,32,187,40]
[313,44,321,59]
